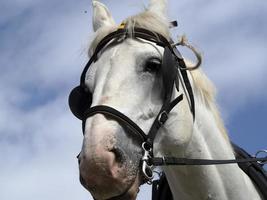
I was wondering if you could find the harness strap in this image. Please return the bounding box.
[150,157,267,166]
[172,46,196,120]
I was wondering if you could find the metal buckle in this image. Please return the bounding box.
[118,22,126,29]
[141,142,154,184]
[158,111,168,126]
[255,150,267,165]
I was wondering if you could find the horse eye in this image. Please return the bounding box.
[144,58,161,73]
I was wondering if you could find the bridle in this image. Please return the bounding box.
[68,24,267,198]
[69,24,195,179]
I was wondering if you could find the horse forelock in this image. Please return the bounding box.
[88,10,170,56]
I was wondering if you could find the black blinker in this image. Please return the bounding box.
[161,47,177,100]
[68,86,92,120]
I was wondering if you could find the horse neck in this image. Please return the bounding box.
[160,85,262,200]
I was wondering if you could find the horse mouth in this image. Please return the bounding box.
[78,144,142,200]
[80,171,141,200]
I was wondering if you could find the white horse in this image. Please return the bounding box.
[76,0,263,199]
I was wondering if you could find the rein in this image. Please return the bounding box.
[149,156,267,166]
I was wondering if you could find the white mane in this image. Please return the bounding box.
[190,68,229,140]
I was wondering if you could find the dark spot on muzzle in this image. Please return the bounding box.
[109,147,126,167]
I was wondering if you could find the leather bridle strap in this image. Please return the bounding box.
[80,28,170,85]
[80,29,129,85]
[146,94,184,146]
[173,46,195,120]
[83,94,184,144]
[84,105,147,142]
[149,157,267,166]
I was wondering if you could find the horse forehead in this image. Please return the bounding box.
[123,39,164,54]
[94,39,161,72]
[86,38,164,91]
[108,39,164,73]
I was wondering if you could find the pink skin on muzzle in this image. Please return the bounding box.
[78,114,142,200]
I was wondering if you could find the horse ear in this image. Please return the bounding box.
[92,0,116,32]
[148,0,167,18]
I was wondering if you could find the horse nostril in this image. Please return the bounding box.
[77,152,81,165]
[109,147,126,166]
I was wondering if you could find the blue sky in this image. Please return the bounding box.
[0,0,266,199]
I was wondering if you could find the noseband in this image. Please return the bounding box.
[69,24,267,197]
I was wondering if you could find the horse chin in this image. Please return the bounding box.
[80,167,142,200]
[106,174,142,200]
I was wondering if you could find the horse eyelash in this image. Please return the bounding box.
[144,58,161,73]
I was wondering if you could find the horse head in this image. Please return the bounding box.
[69,1,193,199]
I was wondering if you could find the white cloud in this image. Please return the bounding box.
[169,0,267,113]
[0,0,266,199]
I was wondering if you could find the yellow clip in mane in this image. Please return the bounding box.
[118,22,126,29]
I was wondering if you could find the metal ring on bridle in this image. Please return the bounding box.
[158,111,168,126]
[255,150,267,165]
